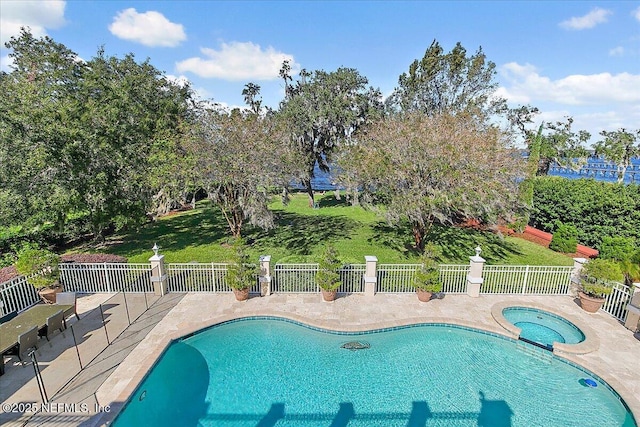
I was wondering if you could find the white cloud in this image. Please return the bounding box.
[165,74,191,88]
[0,54,14,72]
[559,7,612,30]
[109,8,186,47]
[0,0,66,46]
[608,46,625,56]
[633,6,640,22]
[176,41,299,81]
[499,62,640,105]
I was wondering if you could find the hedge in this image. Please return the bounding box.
[529,177,640,249]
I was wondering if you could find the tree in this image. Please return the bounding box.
[338,113,523,250]
[0,29,195,246]
[536,117,590,175]
[387,40,506,120]
[278,63,382,207]
[594,128,640,184]
[73,49,194,239]
[194,107,298,238]
[0,29,84,240]
[242,82,262,115]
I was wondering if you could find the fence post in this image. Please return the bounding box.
[624,283,640,332]
[103,263,112,293]
[571,258,587,297]
[259,255,272,296]
[466,246,485,297]
[364,256,377,297]
[149,244,168,296]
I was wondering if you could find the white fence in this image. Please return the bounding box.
[166,263,260,293]
[377,264,421,293]
[439,264,470,294]
[273,264,319,293]
[481,265,573,295]
[338,264,366,294]
[602,282,632,322]
[0,276,40,316]
[271,264,367,294]
[60,263,153,293]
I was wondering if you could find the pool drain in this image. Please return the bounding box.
[341,341,370,351]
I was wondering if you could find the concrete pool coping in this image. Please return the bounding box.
[72,293,639,426]
[491,300,600,355]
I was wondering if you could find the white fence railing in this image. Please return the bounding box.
[0,276,40,316]
[439,264,470,294]
[166,263,260,294]
[377,264,421,293]
[338,264,366,294]
[273,264,319,293]
[602,282,632,322]
[60,263,153,293]
[481,265,573,295]
[168,263,230,292]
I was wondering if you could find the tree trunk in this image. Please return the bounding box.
[302,178,315,208]
[412,222,425,251]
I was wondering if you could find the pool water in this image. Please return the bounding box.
[502,307,585,349]
[112,318,635,427]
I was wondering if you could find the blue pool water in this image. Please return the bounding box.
[112,318,635,427]
[503,307,585,349]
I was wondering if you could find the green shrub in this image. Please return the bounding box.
[412,243,443,293]
[225,238,255,290]
[580,258,623,297]
[530,177,640,248]
[316,245,341,291]
[549,223,578,253]
[15,247,60,289]
[598,236,636,262]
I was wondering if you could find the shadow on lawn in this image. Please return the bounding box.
[369,221,524,263]
[248,211,359,256]
[104,206,230,257]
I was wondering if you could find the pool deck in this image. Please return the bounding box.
[2,292,638,426]
[91,292,640,426]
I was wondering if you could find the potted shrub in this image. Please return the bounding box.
[226,238,255,301]
[316,245,341,302]
[578,258,623,313]
[15,247,61,303]
[412,243,443,302]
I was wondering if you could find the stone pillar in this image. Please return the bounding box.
[259,255,271,297]
[624,283,640,332]
[571,258,588,297]
[363,256,377,297]
[466,246,485,298]
[149,244,167,296]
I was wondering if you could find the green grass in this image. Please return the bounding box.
[68,193,574,266]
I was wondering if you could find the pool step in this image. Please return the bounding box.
[515,340,553,363]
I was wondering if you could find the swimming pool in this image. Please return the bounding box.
[502,307,585,349]
[112,317,636,427]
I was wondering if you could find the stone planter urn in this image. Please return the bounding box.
[321,289,337,302]
[578,292,605,313]
[232,287,250,301]
[39,285,63,304]
[416,289,433,302]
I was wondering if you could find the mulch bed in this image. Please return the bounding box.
[0,266,19,283]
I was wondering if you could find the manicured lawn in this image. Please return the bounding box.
[70,193,574,266]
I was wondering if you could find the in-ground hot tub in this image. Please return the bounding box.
[502,306,585,350]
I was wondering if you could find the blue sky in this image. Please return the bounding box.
[1,0,639,145]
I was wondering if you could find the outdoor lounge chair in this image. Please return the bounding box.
[6,325,38,365]
[56,292,80,323]
[38,309,65,341]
